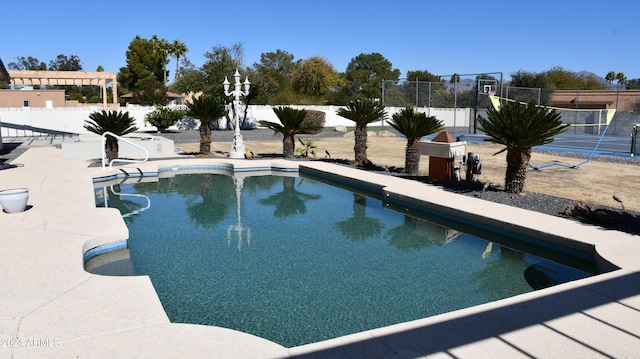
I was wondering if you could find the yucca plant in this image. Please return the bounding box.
[259,107,322,158]
[336,99,387,167]
[185,95,226,155]
[388,107,444,175]
[296,138,317,158]
[84,110,138,163]
[478,100,568,193]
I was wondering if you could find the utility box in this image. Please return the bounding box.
[419,131,466,184]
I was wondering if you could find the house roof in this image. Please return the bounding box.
[0,58,10,84]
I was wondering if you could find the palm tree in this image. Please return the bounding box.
[259,107,322,158]
[169,39,188,82]
[616,72,627,89]
[387,107,444,175]
[605,71,616,89]
[83,110,138,163]
[185,95,226,155]
[478,100,568,193]
[151,35,170,85]
[615,72,627,109]
[336,99,387,167]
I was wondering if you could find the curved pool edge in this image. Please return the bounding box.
[4,148,638,358]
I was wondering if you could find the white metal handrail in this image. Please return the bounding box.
[101,131,149,170]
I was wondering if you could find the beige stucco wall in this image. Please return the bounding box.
[0,89,67,108]
[550,90,640,111]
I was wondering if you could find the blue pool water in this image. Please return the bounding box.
[92,172,595,347]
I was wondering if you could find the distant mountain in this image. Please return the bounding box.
[575,71,609,87]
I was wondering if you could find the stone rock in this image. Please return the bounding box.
[334,125,348,132]
[342,131,355,138]
[563,201,591,218]
[378,130,397,137]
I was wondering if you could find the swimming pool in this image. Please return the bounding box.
[90,170,596,347]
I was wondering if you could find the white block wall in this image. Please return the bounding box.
[0,105,470,137]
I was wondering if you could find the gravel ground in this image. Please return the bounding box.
[2,128,637,234]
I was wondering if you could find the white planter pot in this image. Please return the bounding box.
[0,188,29,213]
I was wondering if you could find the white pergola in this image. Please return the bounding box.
[8,70,118,110]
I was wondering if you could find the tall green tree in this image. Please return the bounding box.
[151,35,170,85]
[169,58,206,94]
[605,71,616,89]
[290,56,343,104]
[185,95,226,155]
[387,107,444,175]
[336,99,387,167]
[259,107,321,158]
[132,75,167,106]
[344,53,401,100]
[251,49,298,104]
[169,39,188,82]
[83,110,139,164]
[616,72,627,89]
[118,35,165,91]
[478,100,568,193]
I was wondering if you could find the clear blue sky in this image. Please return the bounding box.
[3,0,639,83]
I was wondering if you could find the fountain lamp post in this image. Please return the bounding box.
[223,69,251,159]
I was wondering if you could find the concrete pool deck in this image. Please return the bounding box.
[1,145,640,358]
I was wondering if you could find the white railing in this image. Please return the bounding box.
[101,131,149,170]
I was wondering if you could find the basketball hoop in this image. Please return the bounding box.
[488,90,496,97]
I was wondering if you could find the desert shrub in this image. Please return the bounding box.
[299,110,325,134]
[144,106,185,132]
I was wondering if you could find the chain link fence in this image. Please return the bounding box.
[383,78,640,137]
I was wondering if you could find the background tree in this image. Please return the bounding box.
[132,76,167,106]
[151,35,171,85]
[400,70,445,107]
[185,95,226,155]
[48,54,82,71]
[250,49,298,104]
[198,43,245,102]
[449,73,460,84]
[478,100,568,193]
[508,69,552,103]
[118,35,165,91]
[290,56,343,104]
[7,56,46,70]
[388,107,444,175]
[616,72,627,89]
[258,107,322,158]
[626,78,639,90]
[83,110,138,164]
[169,39,188,82]
[169,58,206,94]
[605,71,616,89]
[343,53,400,100]
[336,99,387,167]
[545,66,602,89]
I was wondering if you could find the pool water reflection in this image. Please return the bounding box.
[91,172,595,347]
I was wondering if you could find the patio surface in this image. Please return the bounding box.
[1,141,639,358]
